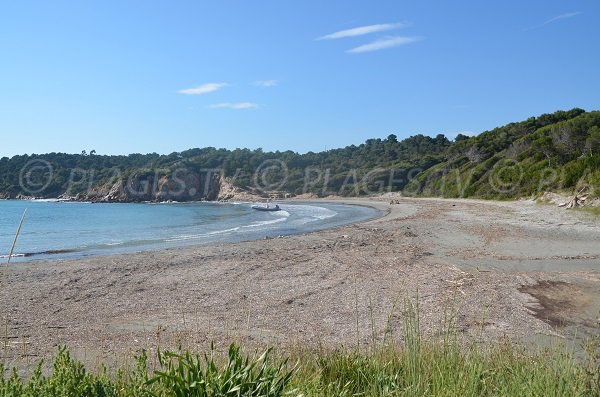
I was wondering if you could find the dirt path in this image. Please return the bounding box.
[1,197,599,370]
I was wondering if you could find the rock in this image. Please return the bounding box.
[74,170,241,203]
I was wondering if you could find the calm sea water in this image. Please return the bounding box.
[0,200,379,261]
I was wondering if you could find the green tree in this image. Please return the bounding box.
[585,126,600,156]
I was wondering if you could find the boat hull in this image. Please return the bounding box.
[251,205,281,212]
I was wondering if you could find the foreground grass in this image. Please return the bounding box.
[2,337,599,396]
[2,297,599,396]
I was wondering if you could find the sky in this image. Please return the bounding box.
[1,0,599,157]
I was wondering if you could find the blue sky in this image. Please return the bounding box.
[1,1,599,157]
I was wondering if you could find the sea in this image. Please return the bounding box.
[0,200,380,262]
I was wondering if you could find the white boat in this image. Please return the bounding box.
[251,204,281,211]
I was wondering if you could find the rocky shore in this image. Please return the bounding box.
[0,174,263,203]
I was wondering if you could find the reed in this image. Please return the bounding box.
[6,208,27,265]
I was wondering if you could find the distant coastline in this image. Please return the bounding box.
[1,109,598,205]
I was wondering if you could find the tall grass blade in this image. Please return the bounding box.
[6,208,27,265]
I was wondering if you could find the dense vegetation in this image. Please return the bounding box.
[1,108,598,200]
[408,108,600,199]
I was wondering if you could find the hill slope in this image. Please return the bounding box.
[408,109,600,199]
[0,109,598,201]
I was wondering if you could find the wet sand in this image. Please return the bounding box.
[1,196,599,369]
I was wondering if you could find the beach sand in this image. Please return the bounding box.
[1,196,599,369]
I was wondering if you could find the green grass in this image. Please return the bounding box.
[576,206,600,216]
[0,344,295,397]
[2,339,598,396]
[2,301,599,397]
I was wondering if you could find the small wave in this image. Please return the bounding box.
[0,248,81,258]
[164,234,202,242]
[309,207,337,220]
[243,217,288,228]
[206,226,241,235]
[28,198,90,203]
[272,210,291,217]
[0,253,25,258]
[287,204,337,221]
[314,212,336,220]
[165,226,242,242]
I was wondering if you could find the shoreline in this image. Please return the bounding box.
[1,196,599,370]
[1,199,385,263]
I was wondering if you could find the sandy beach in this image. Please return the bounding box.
[1,197,599,369]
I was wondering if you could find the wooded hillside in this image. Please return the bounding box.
[1,109,598,201]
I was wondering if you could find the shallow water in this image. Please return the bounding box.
[0,200,380,261]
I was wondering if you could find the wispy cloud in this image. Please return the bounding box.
[178,82,228,95]
[525,11,582,30]
[347,36,423,53]
[317,23,407,40]
[209,102,258,110]
[544,11,582,24]
[253,79,278,87]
